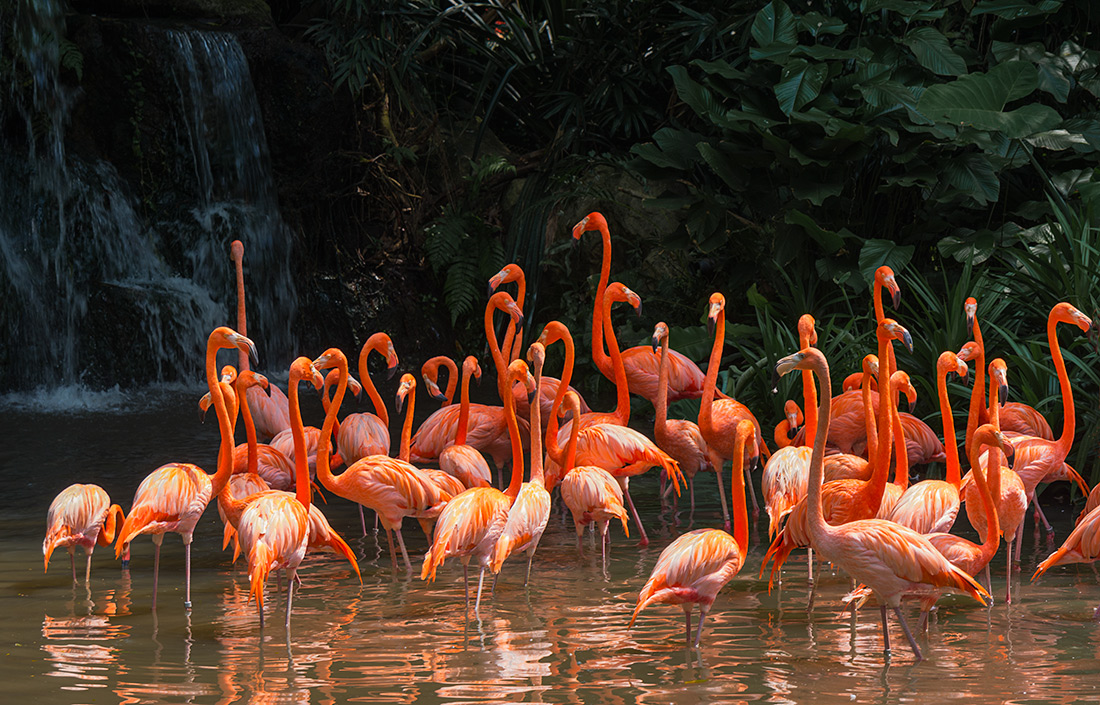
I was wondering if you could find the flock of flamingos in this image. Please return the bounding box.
[42,213,1100,662]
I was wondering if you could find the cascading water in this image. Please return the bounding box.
[0,1,295,398]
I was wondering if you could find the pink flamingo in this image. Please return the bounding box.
[44,484,126,584]
[438,356,493,489]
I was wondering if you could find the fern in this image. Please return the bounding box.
[59,38,82,81]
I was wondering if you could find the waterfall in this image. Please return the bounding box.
[0,2,295,396]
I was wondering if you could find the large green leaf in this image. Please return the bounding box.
[799,12,846,37]
[751,1,797,63]
[860,0,941,19]
[775,59,828,115]
[938,230,997,263]
[942,153,1000,204]
[784,209,848,252]
[917,62,1062,137]
[859,239,915,286]
[992,41,1074,102]
[972,0,1062,20]
[904,27,967,77]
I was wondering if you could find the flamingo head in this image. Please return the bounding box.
[797,314,818,347]
[487,264,523,297]
[526,342,545,381]
[783,400,803,438]
[219,365,238,385]
[237,370,268,392]
[571,212,607,241]
[891,370,917,411]
[396,373,416,414]
[875,266,901,309]
[938,351,968,383]
[989,358,1009,407]
[652,321,669,353]
[1053,302,1093,333]
[210,327,258,367]
[605,282,642,316]
[879,318,913,352]
[964,297,978,335]
[463,355,482,388]
[956,340,980,364]
[490,291,524,329]
[290,357,324,392]
[706,293,726,334]
[230,239,244,262]
[537,320,568,348]
[507,359,536,405]
[975,423,1015,469]
[775,347,826,380]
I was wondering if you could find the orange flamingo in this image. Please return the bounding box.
[218,473,271,562]
[629,420,754,648]
[875,370,920,520]
[438,356,493,489]
[1034,501,1100,618]
[998,303,1092,551]
[114,326,257,610]
[230,370,297,490]
[762,320,910,583]
[44,484,126,584]
[230,239,290,440]
[698,293,768,518]
[487,263,526,364]
[653,321,725,527]
[489,343,553,583]
[314,350,451,572]
[572,212,710,407]
[422,355,459,406]
[535,320,594,489]
[773,400,803,450]
[775,346,988,661]
[557,391,630,566]
[886,352,968,534]
[821,355,878,483]
[962,358,1028,604]
[421,360,536,615]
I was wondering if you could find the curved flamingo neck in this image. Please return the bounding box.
[798,320,818,441]
[655,334,669,431]
[231,243,249,372]
[544,326,576,449]
[399,383,415,462]
[965,323,987,459]
[485,295,515,402]
[889,380,909,490]
[359,336,390,427]
[590,223,613,377]
[861,358,878,461]
[731,425,751,558]
[434,357,458,405]
[967,428,1000,555]
[208,341,237,498]
[864,330,896,507]
[237,377,260,474]
[530,361,544,486]
[805,353,833,540]
[502,272,526,364]
[503,369,526,500]
[1049,313,1075,453]
[455,361,474,446]
[873,279,897,374]
[602,289,631,425]
[987,370,1003,499]
[700,305,724,437]
[558,394,581,470]
[287,366,313,508]
[938,362,962,487]
[322,372,342,439]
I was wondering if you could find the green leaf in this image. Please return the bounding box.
[752,1,798,48]
[861,0,938,19]
[918,62,1062,137]
[784,209,847,252]
[938,230,997,263]
[667,65,719,120]
[775,59,828,115]
[696,142,745,190]
[690,59,747,81]
[799,12,847,37]
[904,27,967,77]
[859,239,915,286]
[1025,129,1089,150]
[791,174,845,206]
[746,283,769,309]
[942,153,1000,204]
[972,0,1062,20]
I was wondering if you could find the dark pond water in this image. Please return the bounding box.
[5,387,1100,704]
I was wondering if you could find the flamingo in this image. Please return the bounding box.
[886,352,968,534]
[762,320,910,584]
[1033,501,1100,619]
[572,212,711,407]
[653,321,726,528]
[962,358,1028,604]
[422,355,459,406]
[230,239,290,440]
[230,370,297,490]
[875,370,921,520]
[409,293,529,472]
[218,473,271,562]
[313,350,451,572]
[421,360,536,615]
[44,484,126,584]
[489,343,552,584]
[487,263,526,364]
[996,303,1092,551]
[535,320,594,489]
[114,326,257,610]
[773,400,803,450]
[629,420,755,648]
[775,346,988,661]
[557,391,630,567]
[438,356,493,488]
[821,355,878,483]
[698,293,768,519]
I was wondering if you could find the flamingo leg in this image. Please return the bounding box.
[184,540,193,609]
[893,607,922,660]
[463,564,470,611]
[359,505,368,536]
[689,477,696,516]
[285,569,296,630]
[714,467,729,531]
[1015,527,1024,563]
[1033,494,1055,538]
[1006,537,1013,605]
[600,521,608,571]
[694,609,707,649]
[70,550,76,585]
[385,529,398,572]
[475,568,486,617]
[85,552,92,584]
[394,529,412,573]
[807,547,814,585]
[152,536,163,611]
[276,570,283,593]
[880,605,891,655]
[618,478,649,546]
[525,549,535,586]
[744,465,760,520]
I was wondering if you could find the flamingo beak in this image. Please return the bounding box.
[396,393,405,415]
[786,425,797,440]
[749,453,760,472]
[237,335,259,367]
[1003,442,1015,470]
[891,288,901,309]
[998,383,1009,406]
[901,330,913,352]
[651,331,661,354]
[388,365,398,381]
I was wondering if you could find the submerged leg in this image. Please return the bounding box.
[880,605,891,655]
[184,540,192,609]
[684,608,692,648]
[359,505,368,537]
[285,569,296,630]
[694,609,707,649]
[1006,538,1013,605]
[385,529,398,572]
[744,465,760,520]
[463,564,470,611]
[394,529,412,572]
[70,550,76,585]
[618,478,649,546]
[1033,495,1055,538]
[893,607,923,660]
[151,537,162,611]
[475,568,486,617]
[85,552,93,584]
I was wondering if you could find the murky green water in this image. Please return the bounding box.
[5,390,1100,704]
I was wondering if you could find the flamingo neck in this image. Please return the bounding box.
[503,276,526,364]
[591,224,613,376]
[359,340,389,427]
[602,293,630,425]
[807,356,834,540]
[968,430,1000,558]
[208,343,236,498]
[455,364,473,446]
[987,374,1003,499]
[399,385,415,462]
[873,282,896,373]
[890,385,909,490]
[485,299,511,402]
[1050,314,1075,453]
[560,396,581,471]
[799,331,818,441]
[965,326,986,459]
[503,373,525,501]
[441,358,458,405]
[655,336,669,430]
[865,332,895,507]
[545,330,575,455]
[530,367,544,486]
[239,382,259,474]
[938,365,962,487]
[861,362,878,461]
[731,427,750,558]
[232,252,249,372]
[288,369,313,509]
[700,307,724,436]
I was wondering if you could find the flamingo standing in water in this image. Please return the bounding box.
[314,350,451,572]
[230,240,290,440]
[115,326,257,610]
[652,321,725,527]
[489,343,552,584]
[630,420,755,648]
[775,346,988,661]
[572,212,709,407]
[438,356,493,489]
[421,360,536,615]
[44,484,126,584]
[556,391,630,567]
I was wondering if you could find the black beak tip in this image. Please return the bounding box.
[387,366,398,381]
[787,426,797,440]
[892,290,901,309]
[635,303,643,318]
[1005,447,1016,470]
[999,384,1009,406]
[487,284,495,298]
[396,396,405,414]
[248,344,259,367]
[431,391,447,402]
[527,389,537,405]
[750,455,760,472]
[902,331,913,352]
[770,367,780,390]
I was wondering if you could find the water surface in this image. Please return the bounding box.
[6,390,1100,704]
